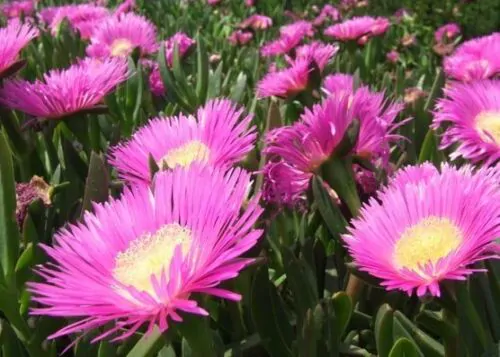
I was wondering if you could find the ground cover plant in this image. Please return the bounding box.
[0,0,499,356]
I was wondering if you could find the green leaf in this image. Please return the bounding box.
[176,314,217,357]
[394,312,444,357]
[172,42,196,106]
[229,72,247,103]
[331,292,352,336]
[207,62,223,99]
[158,42,191,110]
[345,262,384,287]
[415,310,457,341]
[0,130,20,284]
[389,338,420,357]
[418,130,442,165]
[157,345,176,357]
[250,266,294,357]
[195,34,209,104]
[312,176,348,239]
[127,327,166,357]
[281,246,318,325]
[299,308,319,357]
[98,341,117,357]
[375,304,394,357]
[80,152,109,218]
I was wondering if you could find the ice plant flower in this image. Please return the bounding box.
[0,57,128,119]
[0,19,38,78]
[1,0,35,18]
[386,50,400,63]
[325,16,390,43]
[86,12,157,58]
[292,41,338,72]
[164,32,195,67]
[239,14,272,30]
[47,4,110,39]
[443,33,500,81]
[114,0,136,15]
[257,59,311,99]
[28,164,263,341]
[322,73,354,96]
[261,20,313,57]
[313,4,340,26]
[228,30,253,46]
[262,87,403,206]
[435,23,460,43]
[109,99,256,185]
[344,163,500,297]
[432,80,500,165]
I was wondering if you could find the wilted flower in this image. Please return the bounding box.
[228,30,253,46]
[293,41,338,72]
[257,59,311,99]
[109,99,256,185]
[393,8,412,23]
[1,0,35,18]
[29,164,263,341]
[164,32,195,67]
[325,16,390,43]
[86,12,157,58]
[0,19,38,78]
[435,23,460,43]
[344,163,500,297]
[47,4,110,39]
[0,57,128,119]
[400,34,416,47]
[239,14,272,30]
[262,84,403,206]
[386,50,400,63]
[16,176,51,227]
[404,87,427,105]
[433,80,500,165]
[443,33,500,81]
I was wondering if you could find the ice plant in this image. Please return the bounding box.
[0,57,128,119]
[28,164,263,341]
[261,20,313,57]
[164,32,195,67]
[1,0,35,18]
[257,59,311,99]
[262,86,403,206]
[239,14,272,30]
[86,12,157,58]
[322,73,354,96]
[386,50,400,63]
[114,0,136,15]
[325,16,390,43]
[433,80,500,165]
[0,20,38,78]
[344,163,500,297]
[47,4,110,39]
[293,41,338,72]
[109,99,256,185]
[435,23,460,43]
[228,30,253,46]
[443,33,500,81]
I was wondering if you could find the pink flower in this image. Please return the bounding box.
[344,163,500,297]
[148,63,165,97]
[0,19,38,78]
[28,164,263,342]
[322,73,354,96]
[433,80,500,166]
[163,32,195,67]
[257,59,311,99]
[325,16,390,42]
[245,0,255,7]
[86,13,158,58]
[0,57,128,119]
[47,4,110,39]
[109,99,257,185]
[239,14,272,30]
[386,50,400,63]
[207,0,221,4]
[312,5,340,26]
[262,84,403,206]
[261,20,314,57]
[114,0,136,16]
[292,41,338,72]
[444,33,500,81]
[228,30,253,46]
[1,0,35,18]
[435,23,460,43]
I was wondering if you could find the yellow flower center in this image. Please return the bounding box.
[475,111,500,145]
[110,38,134,57]
[113,223,192,296]
[158,140,210,169]
[393,217,462,271]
